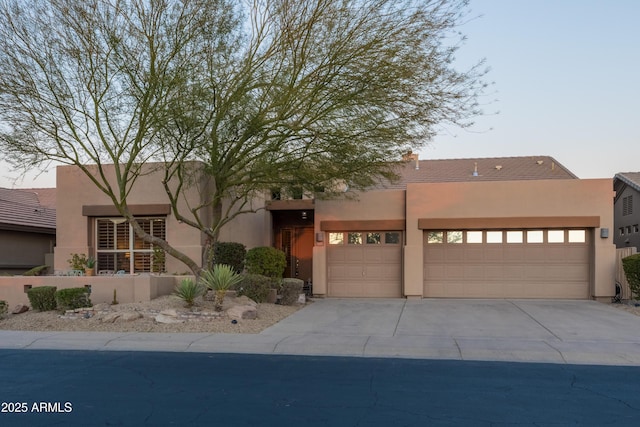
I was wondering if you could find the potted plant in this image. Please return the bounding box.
[85,257,96,276]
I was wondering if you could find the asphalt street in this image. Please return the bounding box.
[1,350,640,426]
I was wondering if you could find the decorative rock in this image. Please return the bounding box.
[233,295,258,307]
[155,314,185,324]
[160,309,179,317]
[101,312,122,323]
[93,303,111,311]
[119,312,143,322]
[12,304,29,314]
[227,305,257,320]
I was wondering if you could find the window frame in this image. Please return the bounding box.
[95,217,166,273]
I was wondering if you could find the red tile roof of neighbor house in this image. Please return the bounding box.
[0,187,56,232]
[375,155,578,189]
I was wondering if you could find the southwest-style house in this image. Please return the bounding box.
[47,155,615,301]
[0,187,56,275]
[613,172,640,251]
[0,155,616,307]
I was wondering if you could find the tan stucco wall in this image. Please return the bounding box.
[405,179,615,299]
[56,164,208,274]
[56,164,275,274]
[313,190,406,295]
[0,274,182,308]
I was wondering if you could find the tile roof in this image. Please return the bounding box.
[614,172,640,193]
[376,156,578,189]
[0,187,56,232]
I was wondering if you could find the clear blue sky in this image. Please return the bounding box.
[424,0,640,179]
[1,0,638,188]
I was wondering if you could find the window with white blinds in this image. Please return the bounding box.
[95,218,166,273]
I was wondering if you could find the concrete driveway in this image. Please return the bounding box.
[260,299,640,365]
[3,299,640,366]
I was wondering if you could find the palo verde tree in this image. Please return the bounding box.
[0,0,488,275]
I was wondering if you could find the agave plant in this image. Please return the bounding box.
[200,264,243,311]
[173,278,205,308]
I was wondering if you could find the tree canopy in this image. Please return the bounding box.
[0,0,488,274]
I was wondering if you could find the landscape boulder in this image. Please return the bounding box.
[12,304,29,314]
[227,305,257,320]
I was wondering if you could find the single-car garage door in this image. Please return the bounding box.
[327,231,402,297]
[424,229,590,299]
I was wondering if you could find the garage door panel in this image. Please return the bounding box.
[463,264,484,279]
[425,246,445,261]
[524,246,547,262]
[424,229,590,299]
[483,246,504,261]
[444,246,465,261]
[425,264,445,280]
[465,247,484,261]
[503,246,525,261]
[329,281,364,298]
[444,264,465,279]
[328,231,402,298]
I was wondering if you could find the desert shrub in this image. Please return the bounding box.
[173,278,205,307]
[23,265,49,276]
[200,264,244,311]
[245,247,286,278]
[27,286,57,311]
[213,242,246,274]
[67,253,87,271]
[0,300,7,319]
[152,246,166,273]
[237,274,278,303]
[622,253,640,299]
[280,278,304,305]
[55,288,92,312]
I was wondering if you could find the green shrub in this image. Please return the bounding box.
[23,265,49,276]
[67,253,87,271]
[237,274,278,303]
[55,288,92,312]
[27,286,57,311]
[280,278,304,305]
[173,278,205,307]
[213,242,246,274]
[0,300,7,319]
[245,247,286,278]
[200,264,244,311]
[152,246,166,273]
[622,253,640,299]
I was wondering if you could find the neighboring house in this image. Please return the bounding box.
[0,187,56,274]
[613,172,640,250]
[54,155,616,300]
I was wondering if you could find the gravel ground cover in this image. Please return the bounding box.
[0,294,303,334]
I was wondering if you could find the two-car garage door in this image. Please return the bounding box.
[325,228,591,299]
[423,229,591,299]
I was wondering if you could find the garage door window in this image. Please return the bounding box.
[348,232,363,244]
[385,232,401,244]
[568,230,586,243]
[527,230,544,243]
[447,231,463,243]
[330,231,402,245]
[366,232,381,244]
[329,233,344,245]
[506,231,523,243]
[427,231,444,243]
[486,231,503,243]
[466,231,483,243]
[548,230,564,243]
